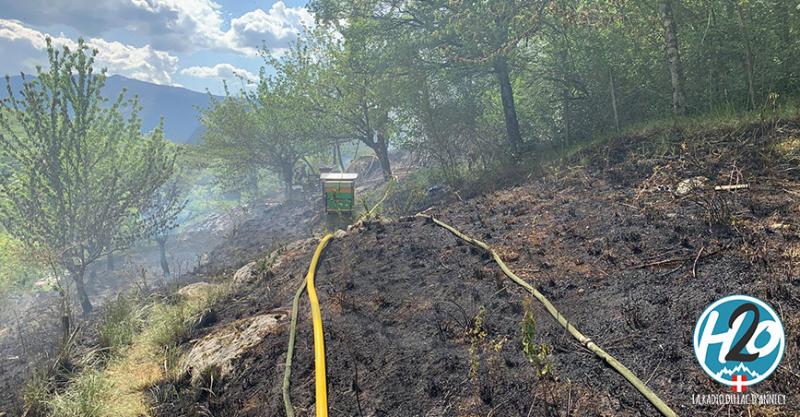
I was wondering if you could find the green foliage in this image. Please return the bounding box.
[0,231,40,293]
[195,0,800,202]
[467,306,488,380]
[22,370,52,416]
[520,304,553,378]
[48,370,106,417]
[145,302,196,348]
[307,0,800,181]
[144,284,224,348]
[34,283,226,417]
[0,38,178,313]
[97,295,146,352]
[201,40,337,200]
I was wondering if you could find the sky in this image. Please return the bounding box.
[0,0,312,95]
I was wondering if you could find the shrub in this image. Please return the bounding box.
[97,295,146,351]
[520,303,553,378]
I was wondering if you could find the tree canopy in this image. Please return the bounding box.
[235,0,800,184]
[0,39,179,313]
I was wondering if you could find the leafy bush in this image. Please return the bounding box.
[97,295,146,352]
[520,304,553,378]
[0,231,40,294]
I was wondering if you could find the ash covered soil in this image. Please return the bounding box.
[154,121,800,417]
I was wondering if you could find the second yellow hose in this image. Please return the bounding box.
[306,233,334,417]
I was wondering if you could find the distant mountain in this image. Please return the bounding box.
[2,74,218,144]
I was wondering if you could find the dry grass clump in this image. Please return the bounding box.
[26,284,224,417]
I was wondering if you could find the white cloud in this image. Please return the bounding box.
[0,0,313,56]
[0,19,179,85]
[128,0,230,52]
[0,1,314,90]
[90,38,179,84]
[181,63,257,83]
[228,2,314,55]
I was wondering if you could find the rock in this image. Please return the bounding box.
[675,176,708,196]
[178,282,215,300]
[232,261,256,284]
[198,253,210,267]
[195,309,219,328]
[769,222,789,231]
[347,220,365,232]
[426,184,448,195]
[333,229,348,239]
[180,311,288,385]
[284,237,317,254]
[271,238,316,272]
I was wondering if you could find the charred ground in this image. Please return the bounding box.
[148,119,800,417]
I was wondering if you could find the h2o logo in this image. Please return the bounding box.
[693,295,785,392]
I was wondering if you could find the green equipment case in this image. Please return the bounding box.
[320,173,358,213]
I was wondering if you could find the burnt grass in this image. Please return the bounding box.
[153,120,800,417]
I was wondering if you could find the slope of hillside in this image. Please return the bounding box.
[2,75,217,144]
[151,119,800,416]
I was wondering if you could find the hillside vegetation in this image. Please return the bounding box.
[1,1,800,417]
[20,114,800,417]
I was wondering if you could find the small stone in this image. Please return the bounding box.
[232,261,256,284]
[769,223,789,230]
[675,176,709,196]
[178,282,215,300]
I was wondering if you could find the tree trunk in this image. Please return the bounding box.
[248,171,260,199]
[373,132,392,181]
[609,69,620,131]
[157,237,170,277]
[335,144,345,171]
[72,269,93,315]
[735,1,756,110]
[282,162,294,201]
[660,0,687,115]
[61,313,71,345]
[774,0,793,92]
[107,253,114,271]
[492,55,523,149]
[563,92,570,145]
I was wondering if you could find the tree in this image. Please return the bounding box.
[202,44,323,199]
[312,0,547,159]
[660,0,687,115]
[306,27,398,181]
[201,92,266,199]
[142,178,187,277]
[0,39,177,314]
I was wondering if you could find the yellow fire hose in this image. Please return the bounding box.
[283,217,677,417]
[307,234,334,417]
[282,234,334,417]
[417,214,678,417]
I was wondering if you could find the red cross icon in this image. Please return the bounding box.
[731,374,747,392]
